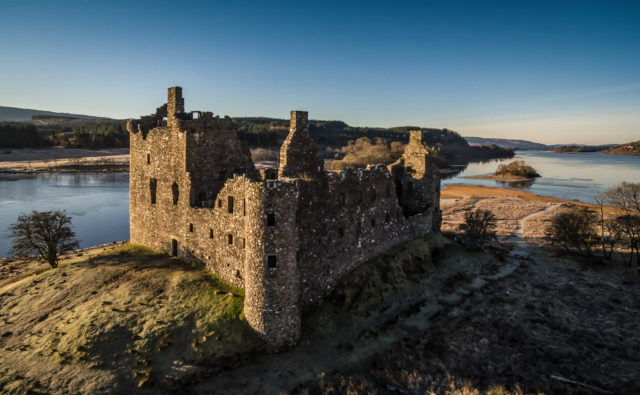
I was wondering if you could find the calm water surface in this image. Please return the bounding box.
[1,151,638,257]
[443,150,640,203]
[0,173,129,257]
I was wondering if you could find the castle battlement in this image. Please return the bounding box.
[128,87,441,349]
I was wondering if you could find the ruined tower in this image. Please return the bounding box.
[127,87,441,350]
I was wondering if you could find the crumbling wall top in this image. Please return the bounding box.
[278,111,325,180]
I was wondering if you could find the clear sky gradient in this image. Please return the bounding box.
[1,0,638,144]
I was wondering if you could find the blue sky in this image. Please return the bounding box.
[1,0,638,144]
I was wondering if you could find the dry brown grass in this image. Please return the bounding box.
[325,137,404,170]
[0,244,259,393]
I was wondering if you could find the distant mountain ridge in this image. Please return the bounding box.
[464,137,549,150]
[0,106,109,122]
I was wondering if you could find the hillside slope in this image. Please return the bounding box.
[465,137,548,150]
[0,106,107,122]
[0,244,260,393]
[605,140,640,156]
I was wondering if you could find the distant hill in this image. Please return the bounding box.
[464,137,548,150]
[604,141,640,156]
[547,144,615,153]
[0,106,108,122]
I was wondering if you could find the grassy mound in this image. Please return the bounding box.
[0,244,260,393]
[331,232,448,310]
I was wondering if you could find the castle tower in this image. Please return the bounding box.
[278,111,324,179]
[167,86,184,121]
[243,182,301,350]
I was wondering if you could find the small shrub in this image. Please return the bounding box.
[546,207,598,256]
[459,209,497,249]
[495,160,540,178]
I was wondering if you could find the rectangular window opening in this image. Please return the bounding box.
[267,255,277,269]
[227,234,233,245]
[147,153,150,165]
[267,213,276,227]
[209,228,214,238]
[189,223,194,232]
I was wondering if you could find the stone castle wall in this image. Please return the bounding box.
[128,87,441,349]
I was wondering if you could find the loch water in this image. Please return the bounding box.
[0,173,129,257]
[443,150,640,203]
[1,151,639,257]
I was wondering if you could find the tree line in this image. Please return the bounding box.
[0,121,128,149]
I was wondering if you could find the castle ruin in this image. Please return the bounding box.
[127,87,441,348]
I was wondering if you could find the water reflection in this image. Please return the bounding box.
[495,178,536,189]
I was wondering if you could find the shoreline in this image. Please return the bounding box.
[0,147,129,173]
[462,174,538,181]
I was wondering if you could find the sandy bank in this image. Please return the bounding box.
[0,148,129,173]
[462,174,538,181]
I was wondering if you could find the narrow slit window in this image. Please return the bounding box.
[243,198,246,216]
[209,228,214,238]
[338,227,345,238]
[172,182,179,205]
[371,189,377,202]
[228,196,234,214]
[371,218,376,228]
[242,238,246,249]
[147,153,150,165]
[227,234,233,245]
[338,192,346,207]
[189,223,193,232]
[217,199,222,208]
[149,179,157,204]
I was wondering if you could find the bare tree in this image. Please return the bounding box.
[605,182,640,213]
[594,194,624,259]
[616,214,640,271]
[8,210,80,268]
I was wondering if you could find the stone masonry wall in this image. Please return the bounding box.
[128,87,441,349]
